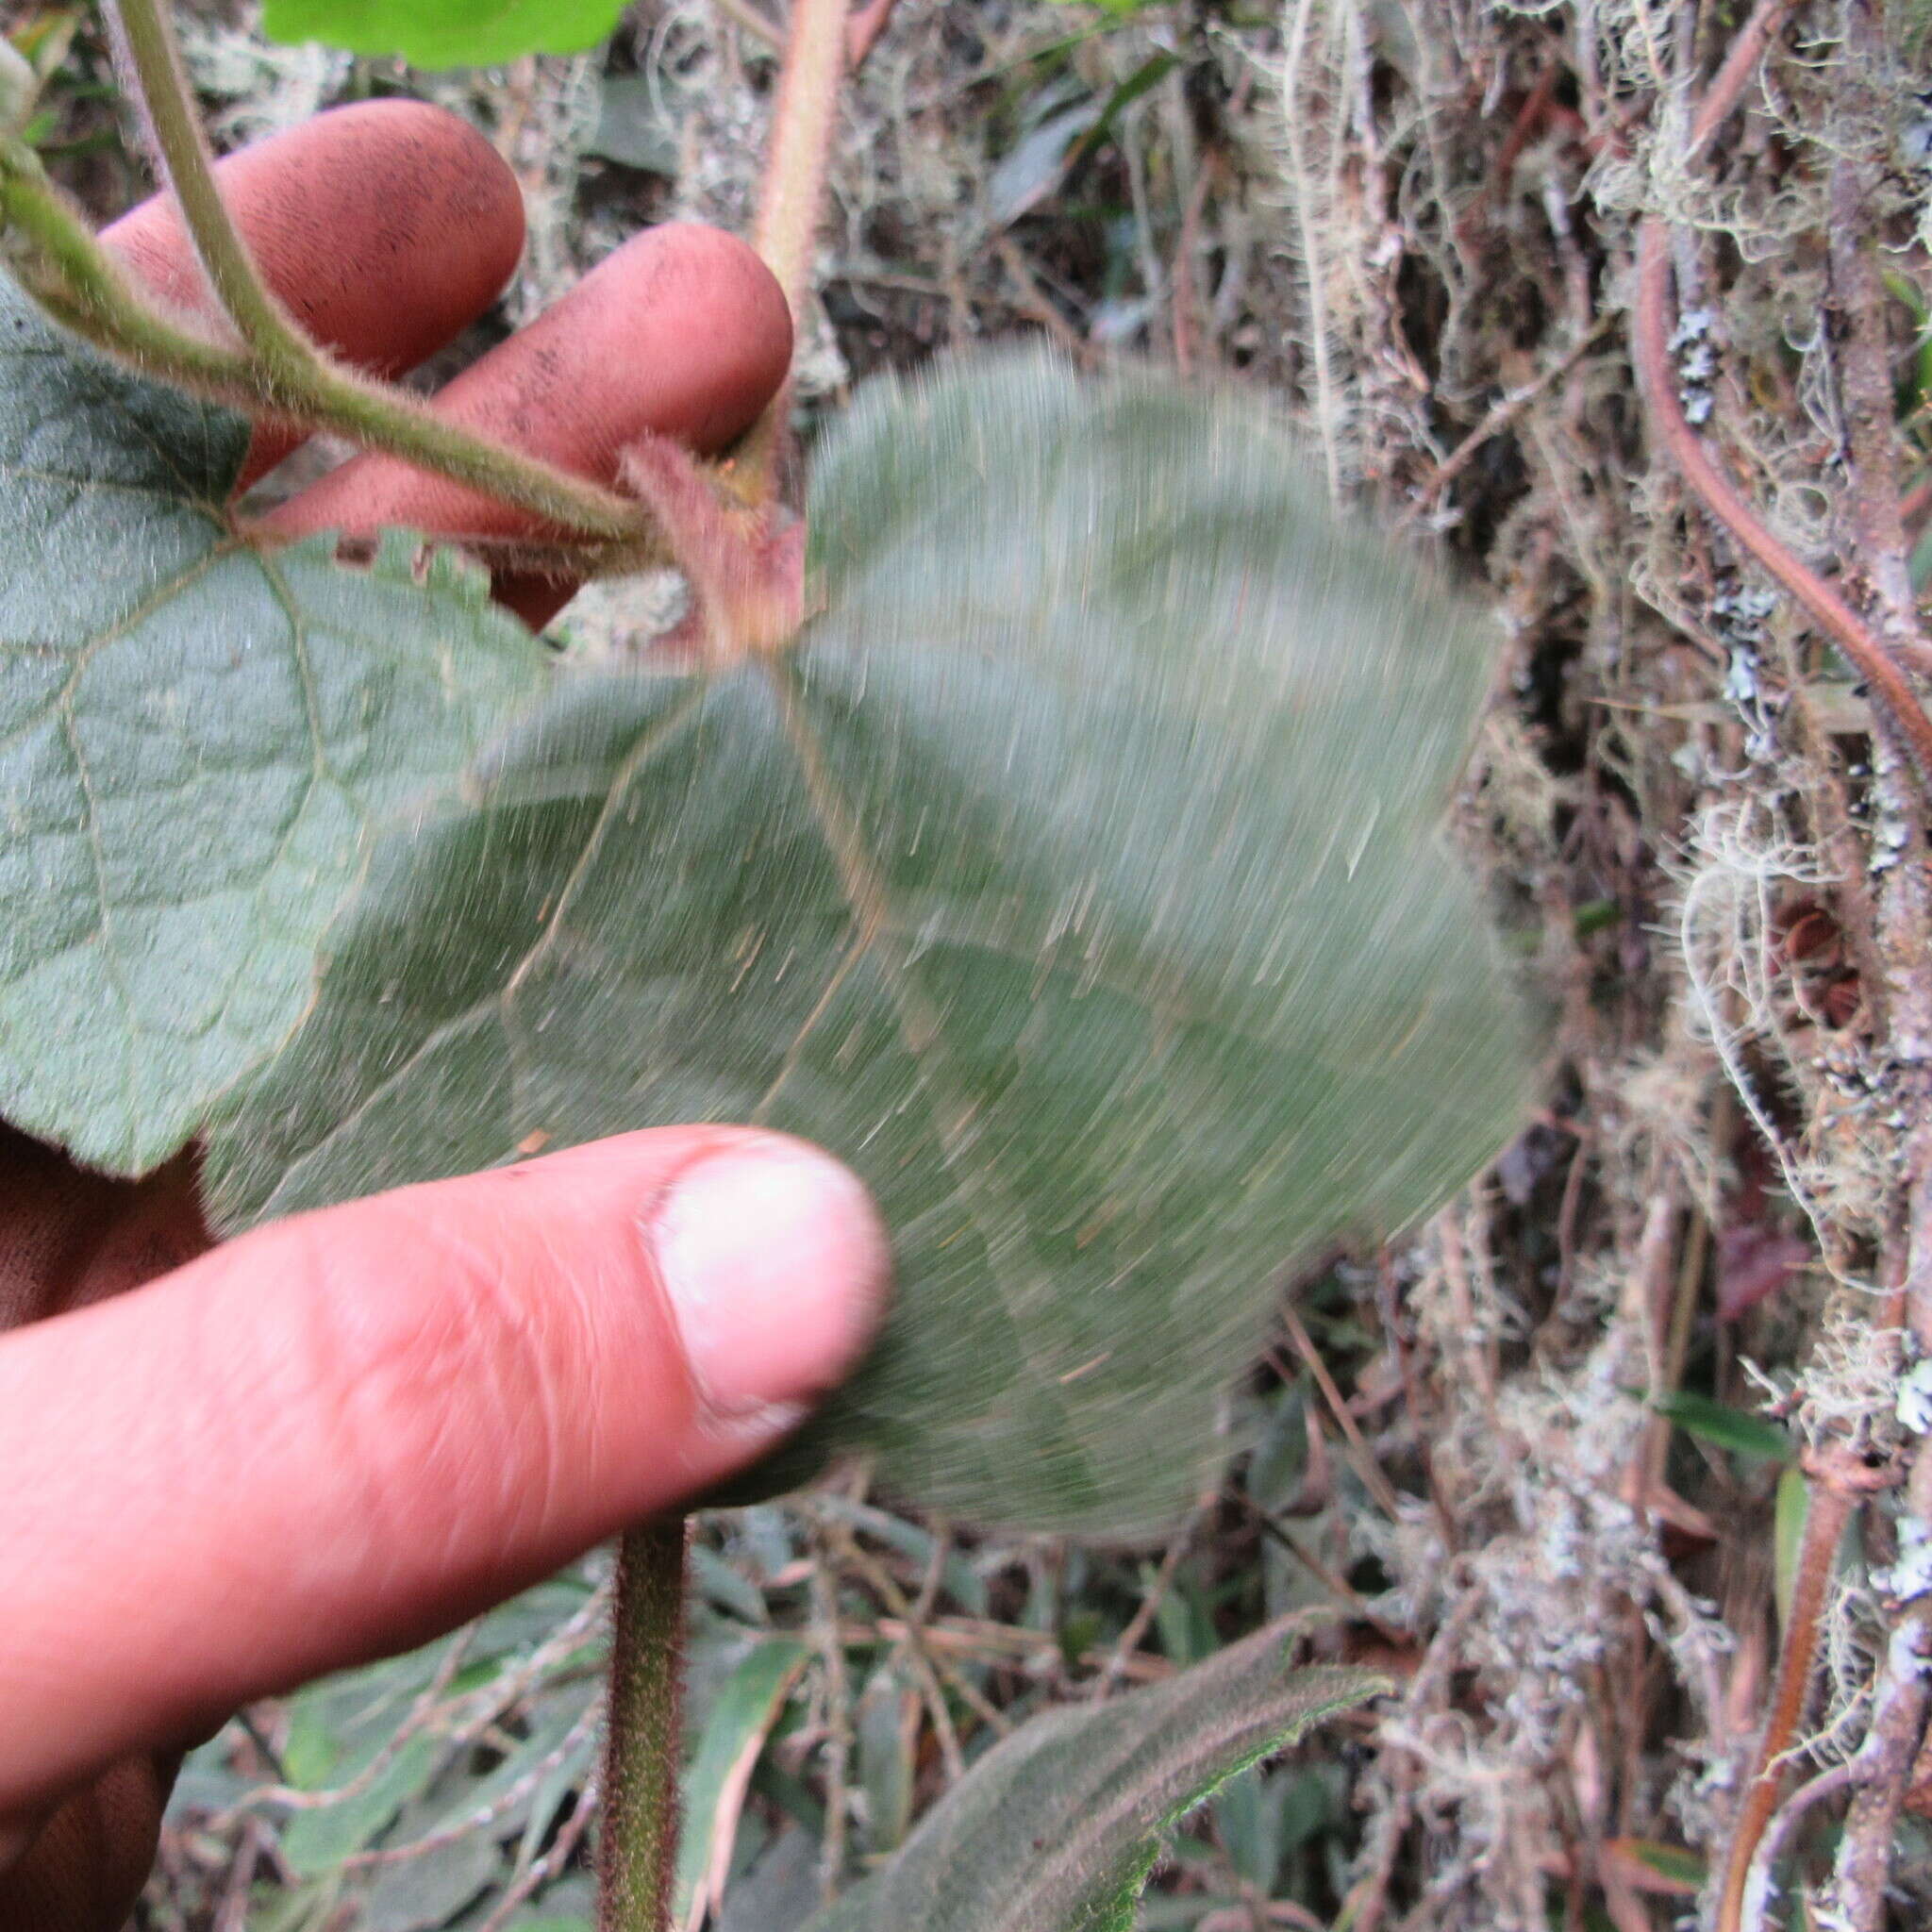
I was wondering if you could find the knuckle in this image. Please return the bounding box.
[274,1207,573,1568]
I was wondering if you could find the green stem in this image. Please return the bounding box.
[1,143,258,396]
[591,15,858,1920]
[109,0,294,364]
[8,23,654,545]
[598,1518,691,1932]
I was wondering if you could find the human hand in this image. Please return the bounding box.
[0,104,891,1932]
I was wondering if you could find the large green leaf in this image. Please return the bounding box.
[794,1625,1382,1932]
[261,0,627,67]
[0,276,544,1173]
[206,354,1534,1533]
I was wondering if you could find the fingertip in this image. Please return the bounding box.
[592,223,794,448]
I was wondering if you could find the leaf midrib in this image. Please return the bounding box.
[765,658,1091,1457]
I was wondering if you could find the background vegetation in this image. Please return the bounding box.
[8,0,1930,1924]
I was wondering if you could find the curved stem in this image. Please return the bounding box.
[1632,219,1932,787]
[598,1519,691,1932]
[9,28,653,544]
[1713,1466,1855,1932]
[2,144,258,397]
[108,0,293,365]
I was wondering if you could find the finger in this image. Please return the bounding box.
[258,221,793,628]
[0,1128,888,1814]
[101,99,525,489]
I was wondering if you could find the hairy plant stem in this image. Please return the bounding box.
[1713,1457,1858,1932]
[598,1520,691,1932]
[108,0,292,363]
[6,8,653,546]
[591,7,861,1921]
[738,0,852,501]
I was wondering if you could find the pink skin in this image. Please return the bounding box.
[1,104,872,1932]
[0,1128,888,1813]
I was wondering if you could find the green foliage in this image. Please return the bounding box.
[260,0,626,69]
[795,1624,1383,1932]
[0,275,543,1173]
[674,1636,810,1924]
[1648,1389,1793,1463]
[204,354,1536,1535]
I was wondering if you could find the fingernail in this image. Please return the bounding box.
[649,1135,891,1417]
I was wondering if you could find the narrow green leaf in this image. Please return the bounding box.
[793,1624,1383,1932]
[856,1661,920,1856]
[1649,1390,1793,1464]
[1614,1837,1706,1890]
[0,275,542,1173]
[674,1637,810,1930]
[260,0,626,68]
[1774,1462,1809,1635]
[208,353,1535,1535]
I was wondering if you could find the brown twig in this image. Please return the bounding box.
[712,0,785,53]
[1815,9,1932,1907]
[1170,150,1217,380]
[1274,1315,1405,1521]
[1713,1452,1866,1932]
[1632,221,1932,788]
[1685,0,1792,160]
[1739,1758,1857,1931]
[845,0,901,69]
[1410,317,1617,515]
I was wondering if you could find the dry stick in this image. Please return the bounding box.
[1682,0,1792,160]
[1409,316,1617,515]
[712,0,786,54]
[1281,0,1341,506]
[820,1515,969,1778]
[1274,1316,1404,1521]
[1740,1759,1859,1932]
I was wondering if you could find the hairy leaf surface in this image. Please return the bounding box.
[796,1626,1382,1932]
[0,276,543,1172]
[261,0,626,66]
[207,355,1534,1533]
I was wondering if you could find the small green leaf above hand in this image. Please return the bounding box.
[261,0,629,68]
[795,1622,1384,1932]
[204,354,1536,1536]
[0,276,544,1173]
